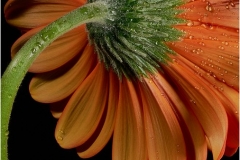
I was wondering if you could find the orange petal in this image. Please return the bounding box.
[175,25,238,42]
[76,70,119,158]
[152,73,208,159]
[112,78,147,160]
[4,0,85,29]
[55,63,109,148]
[168,38,239,90]
[29,44,96,103]
[179,0,239,28]
[168,54,239,157]
[162,55,228,160]
[139,78,187,160]
[12,25,88,73]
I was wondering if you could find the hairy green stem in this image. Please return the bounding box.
[1,2,109,159]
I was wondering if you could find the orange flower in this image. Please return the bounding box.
[4,0,239,159]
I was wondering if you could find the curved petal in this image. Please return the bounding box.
[175,25,238,42]
[179,0,239,28]
[55,63,109,148]
[171,53,239,155]
[29,44,97,103]
[112,78,147,160]
[162,55,228,160]
[12,25,88,73]
[139,78,187,160]
[175,54,239,156]
[152,73,208,160]
[168,38,239,90]
[4,0,86,29]
[76,70,119,158]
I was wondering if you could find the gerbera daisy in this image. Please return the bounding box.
[3,0,239,159]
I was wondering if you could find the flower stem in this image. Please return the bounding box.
[1,2,109,159]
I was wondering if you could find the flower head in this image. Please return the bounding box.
[4,0,239,159]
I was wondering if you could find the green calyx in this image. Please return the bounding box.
[87,0,185,79]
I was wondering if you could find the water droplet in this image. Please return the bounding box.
[219,87,224,91]
[189,35,194,39]
[199,42,205,46]
[230,2,235,7]
[5,131,9,136]
[194,86,199,90]
[222,41,229,46]
[207,58,213,62]
[190,99,196,104]
[59,129,65,134]
[187,21,194,26]
[40,33,49,41]
[228,61,233,65]
[8,94,12,99]
[218,46,225,50]
[31,48,37,53]
[57,136,63,141]
[205,5,213,12]
[225,5,229,9]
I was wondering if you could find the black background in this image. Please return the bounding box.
[1,0,239,159]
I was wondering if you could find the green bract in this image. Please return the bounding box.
[87,0,185,78]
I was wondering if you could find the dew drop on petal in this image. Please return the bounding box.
[220,87,224,91]
[230,2,235,7]
[57,136,63,141]
[222,41,229,46]
[189,35,194,39]
[190,99,196,104]
[59,129,65,134]
[195,86,200,90]
[205,4,213,12]
[218,46,224,50]
[187,21,194,26]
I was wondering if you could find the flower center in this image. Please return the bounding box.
[87,0,185,79]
